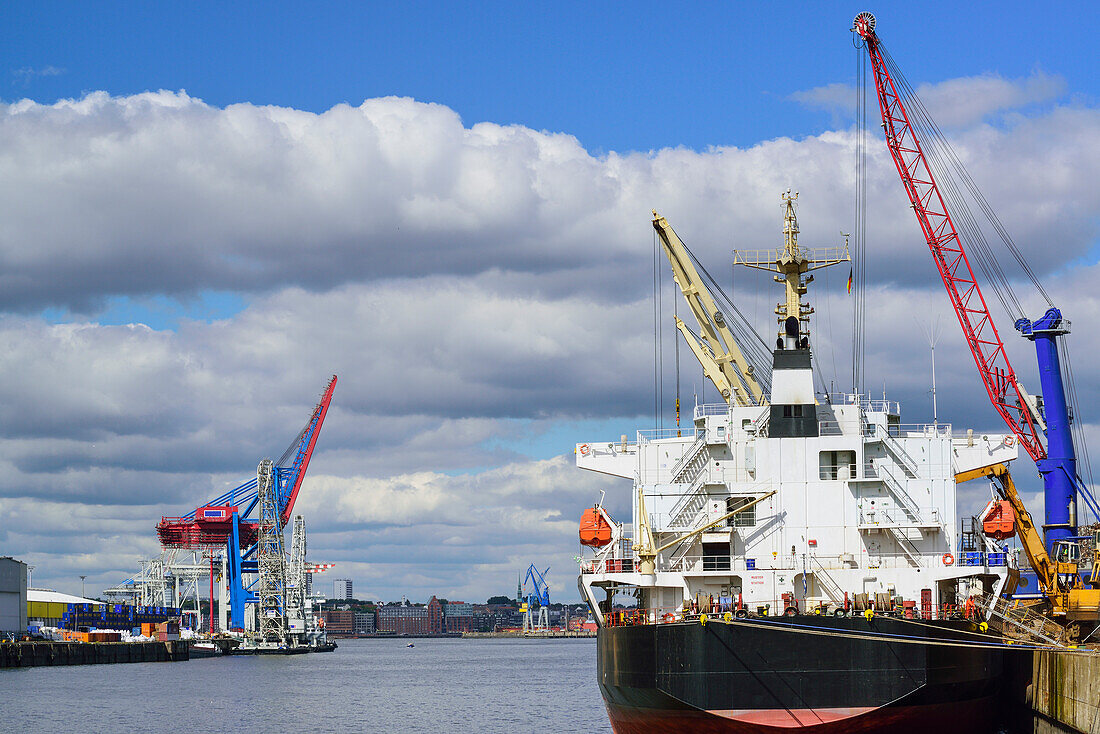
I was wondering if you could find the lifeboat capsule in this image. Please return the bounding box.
[580,507,613,547]
[982,500,1016,540]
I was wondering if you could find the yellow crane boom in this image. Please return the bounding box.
[652,211,765,407]
[956,463,1054,593]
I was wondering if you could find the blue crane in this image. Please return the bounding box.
[522,564,550,631]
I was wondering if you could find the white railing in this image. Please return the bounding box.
[636,428,699,444]
[866,422,953,439]
[823,393,901,415]
[818,420,875,437]
[694,403,729,420]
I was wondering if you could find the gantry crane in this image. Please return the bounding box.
[521,564,550,632]
[155,375,337,632]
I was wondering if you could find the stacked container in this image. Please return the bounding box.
[61,603,181,632]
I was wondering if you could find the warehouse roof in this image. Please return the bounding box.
[27,588,103,606]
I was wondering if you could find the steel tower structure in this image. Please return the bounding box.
[256,459,288,643]
[109,376,337,634]
[286,515,307,638]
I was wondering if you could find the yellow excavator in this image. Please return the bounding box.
[956,463,1100,643]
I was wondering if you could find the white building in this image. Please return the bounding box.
[332,578,353,600]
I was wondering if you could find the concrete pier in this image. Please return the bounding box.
[1024,649,1100,734]
[0,640,188,667]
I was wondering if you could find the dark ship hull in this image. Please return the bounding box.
[598,615,1027,733]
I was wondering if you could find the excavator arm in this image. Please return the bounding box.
[652,211,766,407]
[955,464,1054,594]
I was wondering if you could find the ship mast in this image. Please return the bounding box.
[735,191,849,344]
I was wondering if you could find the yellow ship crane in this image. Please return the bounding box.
[652,211,766,407]
[956,463,1100,642]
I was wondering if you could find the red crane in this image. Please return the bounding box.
[851,12,1044,463]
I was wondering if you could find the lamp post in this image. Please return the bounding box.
[80,575,87,599]
[27,565,35,587]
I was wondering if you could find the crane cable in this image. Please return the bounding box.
[852,38,868,397]
[878,42,1052,317]
[871,39,1096,512]
[675,234,774,395]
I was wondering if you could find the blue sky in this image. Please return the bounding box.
[3,1,1100,601]
[5,1,1099,153]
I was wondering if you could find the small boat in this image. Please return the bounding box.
[406,643,415,648]
[189,641,223,658]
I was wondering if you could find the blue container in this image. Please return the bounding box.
[987,552,1007,566]
[961,551,982,566]
[746,558,756,570]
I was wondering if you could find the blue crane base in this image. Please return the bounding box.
[226,512,258,630]
[1017,308,1077,552]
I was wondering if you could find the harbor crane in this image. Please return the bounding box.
[521,564,550,632]
[853,13,1100,640]
[154,375,337,634]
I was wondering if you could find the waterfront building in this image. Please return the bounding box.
[0,557,27,634]
[332,578,353,600]
[322,609,354,636]
[353,611,376,635]
[427,596,443,634]
[377,602,429,634]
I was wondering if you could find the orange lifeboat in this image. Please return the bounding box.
[580,506,613,547]
[982,500,1016,540]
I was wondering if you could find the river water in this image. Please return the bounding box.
[0,638,611,732]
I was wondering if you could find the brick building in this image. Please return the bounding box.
[427,596,443,634]
[321,609,354,636]
[377,603,429,634]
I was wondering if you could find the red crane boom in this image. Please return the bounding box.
[852,12,1044,462]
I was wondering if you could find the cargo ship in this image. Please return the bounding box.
[574,194,1033,732]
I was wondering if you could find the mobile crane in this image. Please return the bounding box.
[956,464,1100,641]
[853,12,1100,642]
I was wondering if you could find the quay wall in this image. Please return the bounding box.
[0,640,188,668]
[1025,649,1100,734]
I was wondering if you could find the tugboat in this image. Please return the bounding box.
[575,194,1029,732]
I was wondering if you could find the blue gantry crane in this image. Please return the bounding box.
[522,564,550,632]
[156,376,337,631]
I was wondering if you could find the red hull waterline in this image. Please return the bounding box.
[605,695,997,734]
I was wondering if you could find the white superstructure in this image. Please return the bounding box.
[577,194,1018,625]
